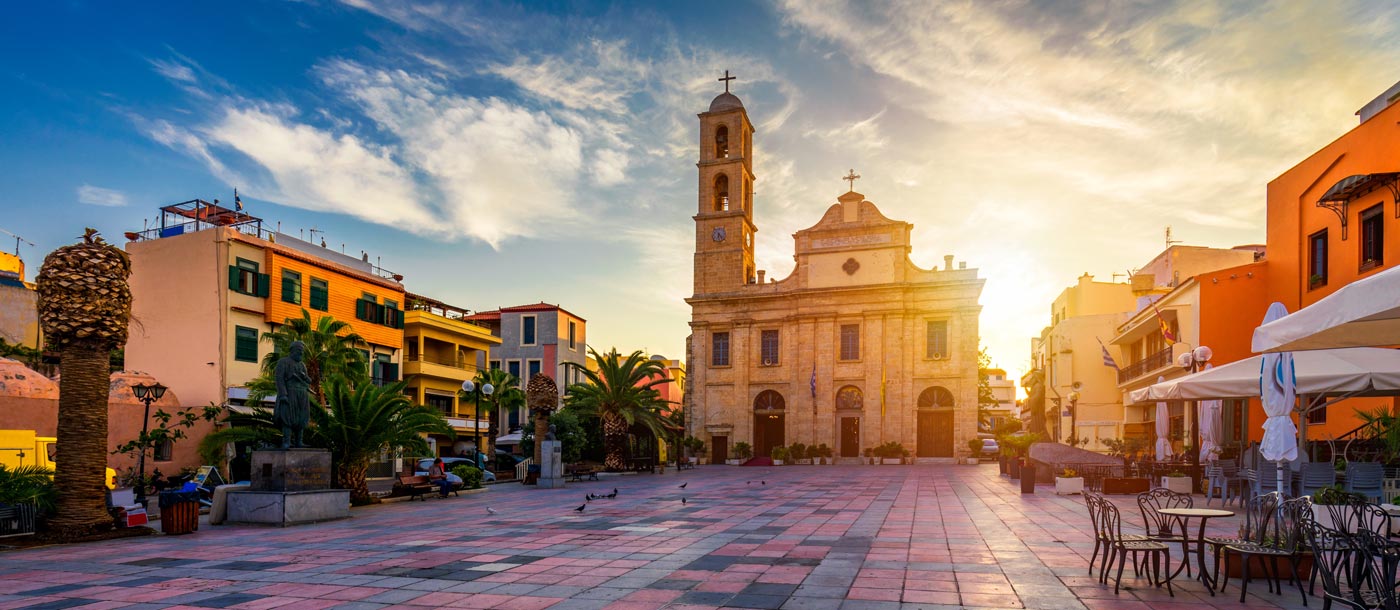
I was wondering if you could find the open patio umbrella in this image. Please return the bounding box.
[1154,375,1171,461]
[1260,303,1297,495]
[1128,347,1400,402]
[1253,263,1400,353]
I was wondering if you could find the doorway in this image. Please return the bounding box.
[840,417,861,457]
[918,410,954,457]
[711,435,728,464]
[754,413,785,457]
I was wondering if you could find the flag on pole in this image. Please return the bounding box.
[1097,338,1119,370]
[810,364,816,399]
[1152,301,1177,345]
[880,362,887,417]
[234,188,243,212]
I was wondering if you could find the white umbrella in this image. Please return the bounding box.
[1198,364,1221,462]
[1154,375,1171,461]
[1128,347,1400,402]
[1253,263,1400,352]
[1260,303,1297,495]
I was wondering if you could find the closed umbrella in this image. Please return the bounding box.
[1198,364,1221,462]
[1260,303,1298,495]
[1154,375,1171,461]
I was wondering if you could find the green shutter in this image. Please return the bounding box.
[310,282,328,311]
[255,274,271,298]
[228,265,240,291]
[384,362,399,382]
[234,327,258,362]
[282,275,300,304]
[376,303,387,324]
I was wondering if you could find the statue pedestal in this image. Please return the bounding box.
[537,441,565,489]
[226,449,348,526]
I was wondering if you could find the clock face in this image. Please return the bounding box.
[712,227,727,242]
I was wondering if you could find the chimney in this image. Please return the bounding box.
[757,270,765,284]
[944,255,954,270]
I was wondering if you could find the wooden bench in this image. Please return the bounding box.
[565,465,598,482]
[396,474,443,501]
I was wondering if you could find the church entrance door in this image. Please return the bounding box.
[918,410,954,457]
[840,417,860,457]
[753,413,785,457]
[712,436,728,464]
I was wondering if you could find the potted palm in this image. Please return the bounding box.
[877,442,904,465]
[1162,470,1193,494]
[1055,467,1084,495]
[730,442,752,466]
[790,443,810,465]
[771,446,788,466]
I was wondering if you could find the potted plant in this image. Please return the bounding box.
[1055,467,1084,495]
[814,444,831,465]
[1162,470,1193,494]
[730,442,752,466]
[967,438,984,464]
[863,448,874,465]
[771,445,788,466]
[689,437,706,465]
[901,447,912,465]
[1000,432,1041,493]
[874,442,904,465]
[789,443,810,465]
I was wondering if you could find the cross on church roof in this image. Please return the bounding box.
[719,70,736,93]
[843,169,861,191]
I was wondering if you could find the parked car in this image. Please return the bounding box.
[415,457,497,485]
[980,438,1000,458]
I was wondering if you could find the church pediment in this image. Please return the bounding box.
[793,192,911,257]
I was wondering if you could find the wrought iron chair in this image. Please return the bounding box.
[1220,494,1309,605]
[1138,488,1193,576]
[1307,524,1397,610]
[1100,499,1175,596]
[1347,463,1386,504]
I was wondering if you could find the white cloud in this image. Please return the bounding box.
[76,185,128,207]
[149,58,196,84]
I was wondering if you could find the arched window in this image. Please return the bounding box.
[714,174,729,211]
[715,125,729,159]
[836,386,863,410]
[918,386,955,409]
[754,390,785,411]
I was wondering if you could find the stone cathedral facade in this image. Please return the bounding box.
[685,86,986,463]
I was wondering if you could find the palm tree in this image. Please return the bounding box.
[248,309,367,405]
[196,407,282,465]
[315,378,452,503]
[35,229,131,535]
[471,368,524,456]
[564,348,673,472]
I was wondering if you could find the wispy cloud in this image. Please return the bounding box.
[76,185,128,207]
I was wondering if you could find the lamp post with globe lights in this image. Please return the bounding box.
[1176,345,1213,467]
[130,381,167,505]
[461,379,494,470]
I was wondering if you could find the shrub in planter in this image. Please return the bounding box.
[451,464,484,490]
[967,438,983,464]
[730,442,753,465]
[771,446,788,465]
[872,441,906,464]
[789,443,810,464]
[1162,471,1193,494]
[863,448,874,465]
[1055,467,1084,495]
[814,444,832,464]
[1312,485,1366,530]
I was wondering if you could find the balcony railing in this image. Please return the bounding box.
[1118,347,1173,384]
[405,354,472,370]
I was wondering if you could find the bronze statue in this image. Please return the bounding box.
[274,341,313,449]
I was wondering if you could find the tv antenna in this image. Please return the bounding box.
[1164,226,1182,249]
[0,227,34,257]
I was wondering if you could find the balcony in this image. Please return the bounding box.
[1117,347,1173,384]
[404,354,474,381]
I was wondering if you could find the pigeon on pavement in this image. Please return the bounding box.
[682,497,687,504]
[575,504,586,512]
[486,507,497,515]
[679,482,688,489]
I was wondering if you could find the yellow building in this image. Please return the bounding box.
[125,200,406,413]
[403,293,501,458]
[0,251,40,350]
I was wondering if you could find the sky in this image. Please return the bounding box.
[4,1,1400,386]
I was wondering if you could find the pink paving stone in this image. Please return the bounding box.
[0,596,66,610]
[723,564,768,574]
[477,572,527,583]
[558,576,610,587]
[404,592,472,606]
[599,603,663,610]
[665,570,715,581]
[248,584,349,598]
[622,589,683,603]
[665,605,720,610]
[516,573,569,585]
[848,588,903,602]
[852,577,903,589]
[321,587,392,601]
[494,597,563,610]
[958,582,1016,595]
[903,580,959,592]
[754,572,805,584]
[902,590,961,604]
[455,594,515,609]
[273,600,342,610]
[960,593,1024,608]
[229,596,302,610]
[67,602,137,610]
[694,581,747,593]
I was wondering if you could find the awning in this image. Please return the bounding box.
[495,432,522,445]
[1130,347,1400,402]
[1318,173,1400,203]
[1253,267,1400,352]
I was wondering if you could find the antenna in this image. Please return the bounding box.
[307,227,323,243]
[1165,226,1182,249]
[0,227,34,257]
[1111,272,1126,282]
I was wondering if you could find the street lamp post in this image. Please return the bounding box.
[1067,387,1081,446]
[130,381,167,505]
[1176,345,1213,467]
[461,380,494,470]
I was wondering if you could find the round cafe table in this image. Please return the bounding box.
[1157,507,1234,595]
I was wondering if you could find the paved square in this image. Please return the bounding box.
[0,465,1307,609]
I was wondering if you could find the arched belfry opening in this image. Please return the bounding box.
[715,125,729,159]
[714,174,730,211]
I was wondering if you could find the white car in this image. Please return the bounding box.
[415,458,497,485]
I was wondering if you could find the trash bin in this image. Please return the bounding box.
[159,490,200,535]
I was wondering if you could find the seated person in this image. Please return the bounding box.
[427,458,452,498]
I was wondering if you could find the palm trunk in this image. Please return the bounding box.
[49,347,113,534]
[603,412,627,472]
[336,460,370,504]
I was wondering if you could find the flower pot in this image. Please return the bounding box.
[773,460,784,466]
[1009,459,1022,479]
[882,458,901,465]
[998,456,1008,475]
[1055,477,1084,495]
[1162,476,1193,494]
[795,459,812,465]
[1020,464,1037,494]
[726,459,742,466]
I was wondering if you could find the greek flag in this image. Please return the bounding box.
[1098,337,1118,370]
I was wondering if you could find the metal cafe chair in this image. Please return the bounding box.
[1100,499,1175,596]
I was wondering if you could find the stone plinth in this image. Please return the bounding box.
[251,449,332,491]
[537,440,565,489]
[226,489,349,526]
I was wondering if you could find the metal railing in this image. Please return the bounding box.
[1118,347,1173,383]
[515,457,534,481]
[405,354,471,369]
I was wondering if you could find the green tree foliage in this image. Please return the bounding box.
[0,465,56,515]
[519,409,590,465]
[976,347,998,429]
[563,348,674,472]
[247,309,367,405]
[111,403,222,483]
[471,368,525,432]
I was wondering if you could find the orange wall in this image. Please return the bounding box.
[264,250,404,349]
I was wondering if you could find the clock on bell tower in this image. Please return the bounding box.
[693,71,757,297]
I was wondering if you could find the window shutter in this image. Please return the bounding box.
[255,274,271,297]
[282,276,299,304]
[376,303,387,324]
[228,266,240,291]
[310,285,328,311]
[384,362,399,382]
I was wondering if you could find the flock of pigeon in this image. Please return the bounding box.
[481,478,767,515]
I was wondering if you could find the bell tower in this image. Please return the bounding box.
[693,71,757,296]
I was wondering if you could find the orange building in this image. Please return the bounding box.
[1262,81,1400,440]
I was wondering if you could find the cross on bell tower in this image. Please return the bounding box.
[718,70,736,93]
[843,169,861,192]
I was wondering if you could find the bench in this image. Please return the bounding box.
[396,474,457,501]
[566,465,598,482]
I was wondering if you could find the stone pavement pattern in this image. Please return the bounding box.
[0,465,1307,610]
